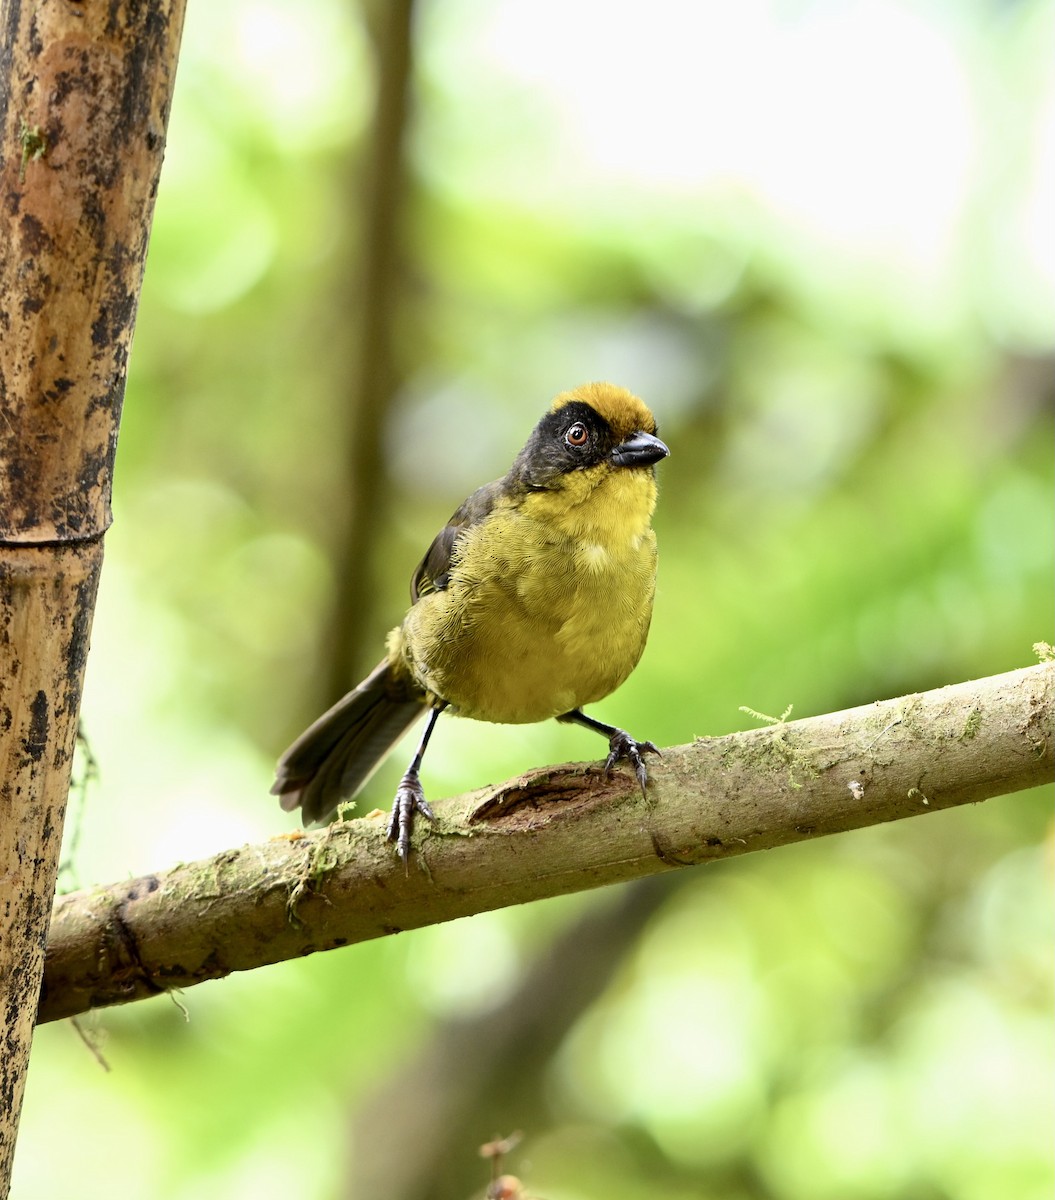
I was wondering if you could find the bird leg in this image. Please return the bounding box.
[386,705,444,862]
[557,708,660,795]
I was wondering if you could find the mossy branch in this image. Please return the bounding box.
[39,664,1053,1026]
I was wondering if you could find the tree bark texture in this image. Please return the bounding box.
[39,663,1053,1027]
[0,2,184,1193]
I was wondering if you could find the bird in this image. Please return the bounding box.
[271,382,669,861]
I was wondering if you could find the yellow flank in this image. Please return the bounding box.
[391,455,660,724]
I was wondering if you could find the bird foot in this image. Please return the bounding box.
[604,729,661,795]
[385,769,435,863]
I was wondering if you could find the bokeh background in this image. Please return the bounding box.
[15,1,1054,1197]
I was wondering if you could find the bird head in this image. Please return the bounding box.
[511,382,669,492]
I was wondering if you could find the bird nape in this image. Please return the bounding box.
[271,381,670,861]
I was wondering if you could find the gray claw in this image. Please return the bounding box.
[604,731,661,795]
[386,770,435,862]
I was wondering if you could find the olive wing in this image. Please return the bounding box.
[409,479,505,602]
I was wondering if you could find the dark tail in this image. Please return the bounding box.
[271,659,428,825]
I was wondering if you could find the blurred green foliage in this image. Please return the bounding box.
[16,1,1053,1198]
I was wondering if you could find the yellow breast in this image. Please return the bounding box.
[394,466,659,724]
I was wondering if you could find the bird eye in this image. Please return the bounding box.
[565,422,589,448]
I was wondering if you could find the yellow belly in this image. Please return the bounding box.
[393,474,658,724]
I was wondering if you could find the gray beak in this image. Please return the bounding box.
[611,431,670,468]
